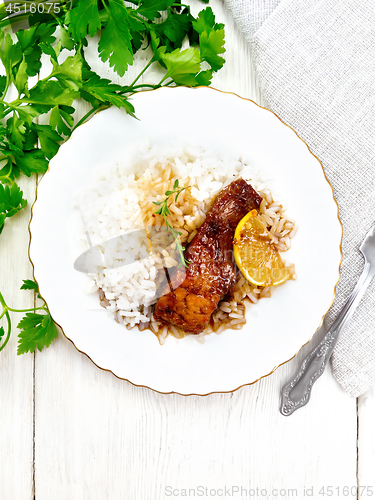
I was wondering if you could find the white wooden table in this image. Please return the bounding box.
[1,1,375,499]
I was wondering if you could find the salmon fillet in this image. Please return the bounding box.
[153,178,262,334]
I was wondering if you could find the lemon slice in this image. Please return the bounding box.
[233,209,291,287]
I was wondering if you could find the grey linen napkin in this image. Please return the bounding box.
[223,0,375,397]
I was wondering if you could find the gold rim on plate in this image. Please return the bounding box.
[28,86,343,396]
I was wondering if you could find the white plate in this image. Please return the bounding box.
[29,87,342,395]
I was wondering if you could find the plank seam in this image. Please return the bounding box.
[32,350,36,500]
[32,277,36,500]
[356,397,359,500]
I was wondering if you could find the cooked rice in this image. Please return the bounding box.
[74,140,297,344]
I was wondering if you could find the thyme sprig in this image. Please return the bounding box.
[153,179,190,268]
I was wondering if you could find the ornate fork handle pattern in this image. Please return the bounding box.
[280,260,375,416]
[280,329,339,416]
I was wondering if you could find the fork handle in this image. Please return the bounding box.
[280,261,374,416]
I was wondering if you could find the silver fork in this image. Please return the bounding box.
[280,223,375,416]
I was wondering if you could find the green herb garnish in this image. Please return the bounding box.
[153,179,190,268]
[0,0,226,233]
[0,0,226,354]
[0,279,58,354]
[0,181,27,234]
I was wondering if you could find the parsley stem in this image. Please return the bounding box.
[0,288,51,353]
[3,75,11,100]
[0,160,15,186]
[0,290,7,310]
[6,306,46,313]
[0,175,15,186]
[172,2,190,9]
[1,105,11,116]
[3,99,21,114]
[72,105,108,131]
[158,75,169,85]
[0,310,11,352]
[130,58,155,87]
[0,290,46,315]
[0,176,14,187]
[129,84,160,90]
[0,291,11,351]
[158,76,174,86]
[101,0,110,15]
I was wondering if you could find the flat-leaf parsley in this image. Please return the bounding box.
[0,0,226,354]
[0,280,57,354]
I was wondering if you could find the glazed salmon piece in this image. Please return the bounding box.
[153,178,262,334]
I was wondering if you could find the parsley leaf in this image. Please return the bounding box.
[0,118,6,144]
[0,326,4,342]
[195,69,213,86]
[14,56,29,95]
[33,124,63,160]
[0,33,22,84]
[0,182,27,234]
[7,114,27,150]
[17,312,58,355]
[14,105,41,126]
[191,7,225,71]
[13,149,49,176]
[0,75,6,96]
[59,26,75,52]
[66,0,102,40]
[49,105,75,136]
[98,0,135,77]
[149,31,167,62]
[151,10,193,51]
[49,53,83,90]
[39,41,58,63]
[0,281,56,354]
[81,71,136,116]
[20,279,42,300]
[192,6,216,34]
[136,0,175,21]
[16,24,56,78]
[0,182,27,216]
[22,80,80,108]
[162,47,201,84]
[0,213,5,232]
[20,279,39,292]
[200,28,225,71]
[0,0,227,356]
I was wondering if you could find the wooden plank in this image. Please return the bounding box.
[34,1,358,498]
[358,387,375,490]
[0,173,35,499]
[0,37,36,497]
[34,336,358,499]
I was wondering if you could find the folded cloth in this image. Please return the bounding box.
[224,0,375,397]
